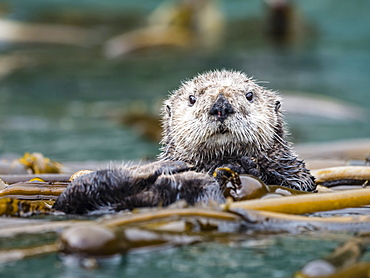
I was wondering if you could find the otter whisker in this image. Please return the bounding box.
[160,69,315,192]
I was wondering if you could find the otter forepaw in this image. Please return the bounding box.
[240,156,260,177]
[129,160,193,178]
[154,160,194,175]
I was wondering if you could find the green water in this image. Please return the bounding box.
[0,0,370,276]
[0,234,351,278]
[0,0,369,161]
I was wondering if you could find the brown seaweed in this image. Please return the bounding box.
[0,198,55,217]
[216,167,309,201]
[228,187,370,215]
[1,165,370,270]
[295,236,370,277]
[0,180,68,202]
[17,152,64,174]
[311,166,370,184]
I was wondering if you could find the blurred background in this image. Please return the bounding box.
[0,0,369,163]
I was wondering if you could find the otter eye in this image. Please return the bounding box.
[245,91,253,102]
[189,95,197,106]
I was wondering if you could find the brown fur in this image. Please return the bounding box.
[159,69,315,191]
[53,69,315,215]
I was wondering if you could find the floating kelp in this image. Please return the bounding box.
[0,198,54,217]
[0,219,90,238]
[0,180,68,200]
[311,166,370,186]
[215,167,309,201]
[0,169,68,216]
[1,164,370,272]
[295,236,370,278]
[0,243,59,265]
[100,207,240,228]
[229,209,370,232]
[0,152,65,175]
[4,204,370,265]
[18,152,64,174]
[104,0,224,58]
[227,187,370,215]
[59,223,204,259]
[120,107,162,142]
[1,174,71,184]
[214,166,370,214]
[59,224,126,257]
[0,206,244,264]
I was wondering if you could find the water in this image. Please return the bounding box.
[0,234,349,278]
[0,0,369,162]
[0,0,369,276]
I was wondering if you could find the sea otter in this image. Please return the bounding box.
[54,70,315,214]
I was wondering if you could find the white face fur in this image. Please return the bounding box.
[160,70,283,163]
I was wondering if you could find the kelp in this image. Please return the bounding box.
[0,173,69,217]
[0,220,90,238]
[215,167,310,201]
[295,236,370,278]
[0,152,65,180]
[0,198,54,217]
[101,207,240,228]
[216,166,370,215]
[230,209,370,232]
[0,178,68,215]
[18,152,64,174]
[0,244,59,264]
[2,205,370,266]
[227,187,370,215]
[1,174,71,184]
[304,263,370,278]
[0,206,245,264]
[1,164,370,273]
[0,181,68,200]
[311,166,370,185]
[3,204,370,239]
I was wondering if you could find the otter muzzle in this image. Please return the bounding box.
[209,94,234,123]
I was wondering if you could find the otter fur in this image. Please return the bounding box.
[54,161,220,214]
[160,69,315,191]
[53,69,315,214]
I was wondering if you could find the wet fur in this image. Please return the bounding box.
[160,70,315,191]
[54,70,315,214]
[54,161,223,214]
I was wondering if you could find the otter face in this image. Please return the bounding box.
[160,70,283,163]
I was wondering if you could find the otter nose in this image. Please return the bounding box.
[209,94,234,123]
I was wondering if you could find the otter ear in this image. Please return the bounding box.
[275,101,281,112]
[166,105,172,117]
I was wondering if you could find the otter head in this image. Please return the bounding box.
[159,69,284,166]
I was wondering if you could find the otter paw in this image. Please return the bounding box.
[240,157,260,177]
[154,160,194,174]
[129,160,193,178]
